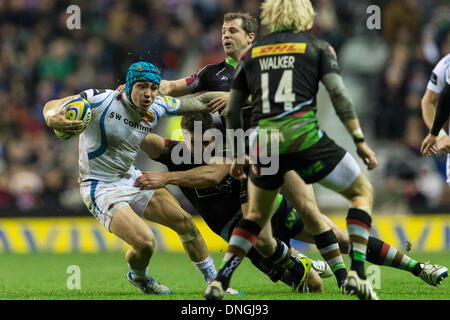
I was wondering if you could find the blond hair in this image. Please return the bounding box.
[261,0,316,32]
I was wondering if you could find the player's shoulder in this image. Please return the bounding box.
[434,54,450,72]
[80,89,117,106]
[155,94,179,105]
[438,53,450,64]
[301,32,331,52]
[200,61,228,75]
[151,95,180,116]
[186,62,224,91]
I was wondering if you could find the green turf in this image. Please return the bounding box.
[0,251,448,300]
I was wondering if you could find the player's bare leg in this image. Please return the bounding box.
[109,206,172,294]
[143,188,216,283]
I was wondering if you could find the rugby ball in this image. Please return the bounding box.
[54,97,92,140]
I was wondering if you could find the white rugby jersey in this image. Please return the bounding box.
[78,89,180,182]
[427,53,450,94]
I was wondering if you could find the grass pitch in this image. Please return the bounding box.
[0,251,448,300]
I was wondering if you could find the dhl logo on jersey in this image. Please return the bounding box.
[252,43,307,58]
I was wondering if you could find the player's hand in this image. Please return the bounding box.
[436,135,450,155]
[420,133,438,157]
[356,142,378,170]
[135,171,168,189]
[46,108,84,135]
[208,95,229,116]
[116,84,125,93]
[230,156,249,180]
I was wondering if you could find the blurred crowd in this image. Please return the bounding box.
[0,0,449,216]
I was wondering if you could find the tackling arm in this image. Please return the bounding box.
[159,79,192,97]
[136,159,231,190]
[160,162,230,189]
[178,92,228,115]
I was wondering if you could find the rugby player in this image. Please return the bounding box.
[136,113,323,292]
[154,11,348,291]
[43,61,228,294]
[136,113,448,293]
[208,0,381,300]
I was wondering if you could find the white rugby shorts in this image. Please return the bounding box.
[79,169,155,232]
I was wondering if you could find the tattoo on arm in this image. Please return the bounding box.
[178,94,209,114]
[178,92,227,115]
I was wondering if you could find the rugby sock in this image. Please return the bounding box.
[128,264,149,282]
[216,218,261,290]
[366,237,422,275]
[314,229,347,286]
[267,238,306,286]
[346,208,372,280]
[193,255,217,284]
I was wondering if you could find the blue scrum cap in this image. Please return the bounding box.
[125,61,161,98]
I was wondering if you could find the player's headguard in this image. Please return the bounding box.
[125,61,161,99]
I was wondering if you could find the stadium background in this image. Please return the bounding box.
[0,0,449,255]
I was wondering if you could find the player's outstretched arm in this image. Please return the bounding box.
[138,134,230,189]
[178,91,228,115]
[159,79,192,97]
[321,73,377,170]
[43,94,84,135]
[136,163,229,190]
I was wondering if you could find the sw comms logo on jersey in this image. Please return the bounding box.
[251,43,307,58]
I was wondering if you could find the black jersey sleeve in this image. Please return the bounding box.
[318,40,341,78]
[185,66,208,93]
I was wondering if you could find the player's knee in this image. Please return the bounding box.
[171,211,195,234]
[176,214,202,242]
[344,174,373,208]
[134,237,156,257]
[359,176,374,201]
